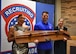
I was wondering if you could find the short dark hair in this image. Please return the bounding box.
[42,11,49,15]
[17,14,23,18]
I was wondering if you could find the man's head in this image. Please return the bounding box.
[58,18,64,27]
[17,14,25,25]
[42,11,49,23]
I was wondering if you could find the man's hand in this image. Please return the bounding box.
[34,39,39,44]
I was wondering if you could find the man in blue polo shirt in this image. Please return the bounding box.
[34,11,53,54]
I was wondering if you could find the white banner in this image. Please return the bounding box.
[1,0,36,53]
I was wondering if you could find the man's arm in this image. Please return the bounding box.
[34,24,40,30]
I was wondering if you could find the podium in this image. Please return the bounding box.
[67,36,76,54]
[14,30,70,44]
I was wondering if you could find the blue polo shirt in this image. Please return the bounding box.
[34,21,53,50]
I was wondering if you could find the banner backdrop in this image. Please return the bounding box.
[0,0,1,52]
[0,0,55,54]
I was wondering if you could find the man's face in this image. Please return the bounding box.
[18,15,25,24]
[42,13,49,22]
